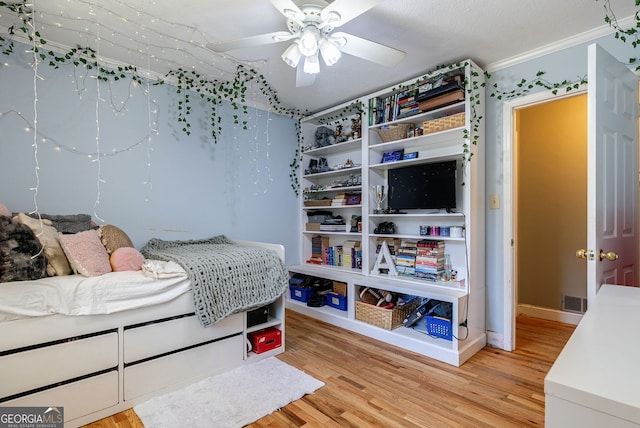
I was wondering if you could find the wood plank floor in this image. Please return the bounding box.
[83,311,575,428]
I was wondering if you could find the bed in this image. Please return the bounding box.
[0,236,287,428]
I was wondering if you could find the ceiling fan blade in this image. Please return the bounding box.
[270,0,305,25]
[207,31,297,52]
[321,0,382,27]
[332,32,405,67]
[206,31,296,52]
[296,63,316,87]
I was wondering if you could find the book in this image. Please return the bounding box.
[342,240,361,269]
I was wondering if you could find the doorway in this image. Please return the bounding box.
[502,89,588,351]
[502,44,640,352]
[515,94,588,323]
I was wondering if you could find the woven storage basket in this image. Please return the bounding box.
[422,112,465,135]
[304,199,332,207]
[332,281,347,296]
[375,124,412,143]
[355,298,420,330]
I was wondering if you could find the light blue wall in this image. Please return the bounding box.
[3,31,637,336]
[0,43,300,264]
[484,33,636,334]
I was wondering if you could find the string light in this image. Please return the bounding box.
[92,3,104,223]
[0,109,160,158]
[0,0,286,207]
[29,0,44,258]
[11,0,268,81]
[144,0,153,203]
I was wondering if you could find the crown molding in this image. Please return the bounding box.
[485,15,636,73]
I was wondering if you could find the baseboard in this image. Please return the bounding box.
[517,304,582,325]
[486,331,504,350]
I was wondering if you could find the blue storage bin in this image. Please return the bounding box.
[426,315,452,340]
[326,292,347,311]
[289,285,313,303]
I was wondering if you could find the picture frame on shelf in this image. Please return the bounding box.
[346,193,362,205]
[382,150,404,163]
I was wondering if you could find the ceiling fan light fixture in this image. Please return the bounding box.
[298,26,319,56]
[283,8,303,25]
[320,11,341,28]
[303,51,320,74]
[319,38,341,66]
[281,43,302,68]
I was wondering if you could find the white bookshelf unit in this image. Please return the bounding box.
[288,60,486,367]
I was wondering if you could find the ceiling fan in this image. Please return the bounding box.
[206,0,406,87]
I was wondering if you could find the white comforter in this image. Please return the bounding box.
[0,260,190,322]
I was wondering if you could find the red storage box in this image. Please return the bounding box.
[248,327,282,354]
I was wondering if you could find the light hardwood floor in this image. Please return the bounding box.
[83,311,575,428]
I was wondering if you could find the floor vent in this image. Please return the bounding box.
[562,294,587,313]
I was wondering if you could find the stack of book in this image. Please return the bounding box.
[324,245,343,266]
[371,93,396,124]
[415,240,445,281]
[331,193,347,206]
[396,240,418,276]
[308,235,330,264]
[369,73,464,125]
[416,74,464,113]
[375,237,400,260]
[396,90,420,119]
[320,222,347,232]
[342,240,362,270]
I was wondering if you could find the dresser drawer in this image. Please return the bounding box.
[123,312,242,363]
[124,334,243,400]
[0,332,118,399]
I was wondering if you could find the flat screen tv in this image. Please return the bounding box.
[388,160,457,210]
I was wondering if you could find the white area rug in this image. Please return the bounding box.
[134,357,324,428]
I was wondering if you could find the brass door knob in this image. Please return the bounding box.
[576,249,588,259]
[599,250,619,261]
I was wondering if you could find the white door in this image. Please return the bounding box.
[586,43,639,302]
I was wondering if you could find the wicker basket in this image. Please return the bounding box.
[375,124,412,143]
[333,281,347,296]
[355,298,420,330]
[304,200,332,207]
[422,112,465,135]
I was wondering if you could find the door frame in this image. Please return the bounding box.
[502,87,587,352]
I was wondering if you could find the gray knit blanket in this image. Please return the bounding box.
[141,235,288,327]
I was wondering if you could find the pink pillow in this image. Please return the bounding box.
[110,247,144,272]
[58,230,112,277]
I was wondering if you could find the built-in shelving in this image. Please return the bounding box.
[288,60,486,367]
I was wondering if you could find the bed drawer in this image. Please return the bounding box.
[2,370,118,423]
[123,312,242,363]
[0,331,118,399]
[124,334,243,400]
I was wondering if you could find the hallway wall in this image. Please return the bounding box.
[515,94,588,311]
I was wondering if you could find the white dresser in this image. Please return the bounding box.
[545,284,640,427]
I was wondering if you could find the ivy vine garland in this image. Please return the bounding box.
[1,0,639,195]
[485,71,588,101]
[0,0,308,187]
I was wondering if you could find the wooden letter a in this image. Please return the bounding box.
[371,240,398,276]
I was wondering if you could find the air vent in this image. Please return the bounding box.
[562,294,586,314]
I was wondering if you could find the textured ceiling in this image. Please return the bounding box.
[0,0,636,112]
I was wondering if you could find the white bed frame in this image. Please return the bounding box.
[0,240,286,427]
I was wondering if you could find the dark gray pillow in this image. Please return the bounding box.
[28,213,94,234]
[0,216,47,282]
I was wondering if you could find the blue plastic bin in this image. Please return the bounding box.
[326,292,347,311]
